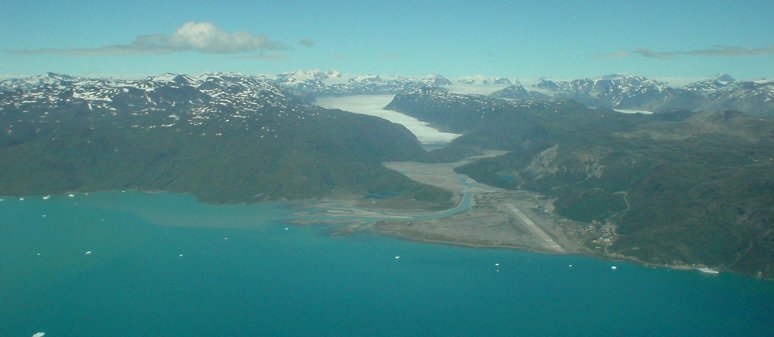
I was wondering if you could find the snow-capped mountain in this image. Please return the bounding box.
[456,75,512,85]
[489,81,548,101]
[682,74,736,94]
[0,72,314,133]
[530,74,675,109]
[682,75,774,115]
[491,74,773,115]
[268,70,452,97]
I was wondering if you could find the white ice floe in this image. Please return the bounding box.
[394,256,401,260]
[85,250,92,255]
[611,266,617,270]
[32,332,45,337]
[614,109,654,115]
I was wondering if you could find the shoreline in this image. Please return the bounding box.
[2,189,762,281]
[360,225,737,278]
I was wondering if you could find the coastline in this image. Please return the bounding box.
[0,189,755,280]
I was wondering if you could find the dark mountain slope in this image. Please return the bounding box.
[0,74,451,205]
[387,88,774,278]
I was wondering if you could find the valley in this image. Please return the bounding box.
[296,150,593,256]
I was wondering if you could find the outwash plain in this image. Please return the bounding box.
[303,151,597,257]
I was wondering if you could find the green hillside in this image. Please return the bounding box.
[388,88,774,278]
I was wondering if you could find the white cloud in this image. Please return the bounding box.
[330,53,349,60]
[598,50,631,59]
[7,22,287,56]
[601,45,774,60]
[383,53,401,61]
[240,52,290,61]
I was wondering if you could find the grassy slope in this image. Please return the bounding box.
[0,105,452,206]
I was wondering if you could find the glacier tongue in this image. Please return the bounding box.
[315,95,461,146]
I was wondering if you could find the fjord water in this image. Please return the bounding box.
[2,193,773,337]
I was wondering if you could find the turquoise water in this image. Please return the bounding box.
[2,192,773,337]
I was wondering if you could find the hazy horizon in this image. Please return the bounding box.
[2,1,772,80]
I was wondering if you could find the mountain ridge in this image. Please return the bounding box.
[0,73,453,206]
[492,73,774,116]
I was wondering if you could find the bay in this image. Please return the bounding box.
[1,192,773,337]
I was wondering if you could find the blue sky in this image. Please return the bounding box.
[2,0,773,81]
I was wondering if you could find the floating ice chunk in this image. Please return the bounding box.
[85,250,92,255]
[394,256,400,260]
[495,263,500,267]
[32,332,45,337]
[611,266,617,270]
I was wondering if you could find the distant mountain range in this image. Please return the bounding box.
[491,74,774,116]
[270,70,452,98]
[0,73,451,205]
[266,70,774,116]
[5,71,770,115]
[274,71,773,116]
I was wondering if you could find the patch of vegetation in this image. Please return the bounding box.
[0,103,453,207]
[553,189,627,222]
